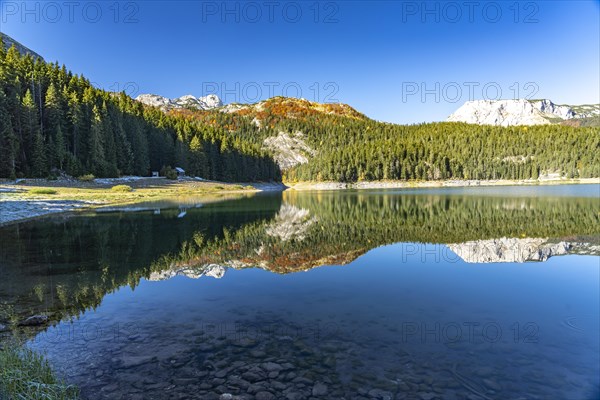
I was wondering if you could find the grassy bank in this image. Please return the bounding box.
[0,340,78,400]
[12,179,258,206]
[0,178,275,227]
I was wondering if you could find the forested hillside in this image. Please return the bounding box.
[177,98,600,182]
[0,40,280,181]
[0,37,598,183]
[285,118,600,182]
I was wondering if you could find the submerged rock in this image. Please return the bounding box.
[368,388,393,399]
[262,362,283,372]
[255,392,276,400]
[119,355,155,369]
[312,382,329,396]
[19,314,48,326]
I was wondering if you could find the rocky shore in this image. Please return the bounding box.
[288,178,600,191]
[0,194,96,226]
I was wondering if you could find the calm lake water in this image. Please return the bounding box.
[1,184,599,400]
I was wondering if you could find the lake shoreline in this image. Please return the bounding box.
[287,177,600,191]
[1,177,598,227]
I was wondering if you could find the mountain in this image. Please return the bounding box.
[136,94,365,122]
[447,99,600,126]
[136,93,222,110]
[148,95,599,180]
[0,33,598,183]
[219,97,367,121]
[0,32,43,60]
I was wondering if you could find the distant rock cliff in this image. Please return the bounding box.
[136,93,222,111]
[447,99,600,126]
[263,131,316,170]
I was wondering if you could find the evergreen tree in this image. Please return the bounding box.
[0,90,17,178]
[89,105,106,176]
[20,89,39,174]
[31,131,47,177]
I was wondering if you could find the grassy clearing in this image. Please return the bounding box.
[0,340,78,399]
[12,180,259,204]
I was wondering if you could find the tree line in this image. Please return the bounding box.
[0,40,281,181]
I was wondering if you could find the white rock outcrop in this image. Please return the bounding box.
[447,99,599,126]
[263,131,315,170]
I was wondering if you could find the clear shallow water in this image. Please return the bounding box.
[0,185,599,400]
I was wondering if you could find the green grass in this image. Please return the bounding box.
[0,340,79,399]
[28,188,58,195]
[111,185,133,192]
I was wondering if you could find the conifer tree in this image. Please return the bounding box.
[0,90,17,178]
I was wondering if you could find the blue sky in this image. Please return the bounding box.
[1,0,599,123]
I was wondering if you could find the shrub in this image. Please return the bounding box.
[78,174,95,182]
[111,185,133,192]
[29,188,57,195]
[160,166,178,180]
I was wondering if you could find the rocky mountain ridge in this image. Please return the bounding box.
[0,32,44,60]
[136,94,366,121]
[447,99,600,126]
[135,93,223,111]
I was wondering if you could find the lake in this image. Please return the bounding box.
[1,184,599,400]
